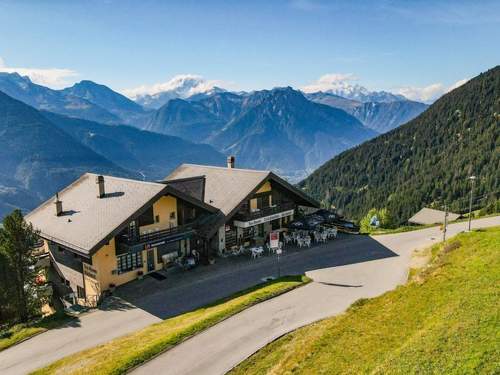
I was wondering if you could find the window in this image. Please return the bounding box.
[157,241,180,263]
[117,252,143,274]
[155,215,160,223]
[169,212,176,220]
[138,207,154,226]
[77,286,85,299]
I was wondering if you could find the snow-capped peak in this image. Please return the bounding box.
[122,74,227,109]
[302,73,406,103]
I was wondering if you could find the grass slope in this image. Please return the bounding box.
[33,275,310,375]
[0,312,73,352]
[232,228,500,375]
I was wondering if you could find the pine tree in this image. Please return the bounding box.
[0,209,41,322]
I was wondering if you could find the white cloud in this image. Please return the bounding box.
[0,57,78,89]
[301,73,359,93]
[397,79,468,103]
[122,74,229,99]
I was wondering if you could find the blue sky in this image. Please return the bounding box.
[0,0,499,101]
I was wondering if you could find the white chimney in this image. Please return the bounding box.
[96,175,105,198]
[227,156,235,169]
[54,193,63,216]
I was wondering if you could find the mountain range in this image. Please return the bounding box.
[0,91,225,218]
[299,66,500,224]
[145,87,377,180]
[306,92,428,133]
[0,73,150,126]
[0,70,433,217]
[129,75,226,109]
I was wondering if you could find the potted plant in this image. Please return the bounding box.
[109,283,116,293]
[137,270,144,280]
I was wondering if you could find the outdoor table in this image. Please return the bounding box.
[250,247,264,259]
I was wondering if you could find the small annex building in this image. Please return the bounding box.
[408,207,461,225]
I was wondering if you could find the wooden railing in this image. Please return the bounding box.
[119,224,194,246]
[235,202,295,221]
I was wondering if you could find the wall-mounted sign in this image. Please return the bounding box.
[145,240,165,249]
[83,263,98,280]
[234,209,294,228]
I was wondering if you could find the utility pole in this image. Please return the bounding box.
[443,204,448,242]
[468,175,476,231]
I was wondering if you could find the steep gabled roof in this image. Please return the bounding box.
[26,173,169,256]
[165,164,319,219]
[166,164,269,216]
[164,175,206,202]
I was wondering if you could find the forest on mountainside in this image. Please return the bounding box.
[300,66,500,224]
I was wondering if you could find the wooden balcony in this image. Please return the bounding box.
[116,224,194,254]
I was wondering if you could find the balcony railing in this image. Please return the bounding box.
[235,202,295,222]
[117,224,194,254]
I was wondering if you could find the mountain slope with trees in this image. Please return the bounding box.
[299,66,500,224]
[0,91,134,218]
[44,112,225,181]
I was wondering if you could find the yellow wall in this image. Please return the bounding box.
[251,181,273,209]
[140,195,178,234]
[256,181,271,194]
[88,237,165,300]
[84,195,179,301]
[51,194,184,305]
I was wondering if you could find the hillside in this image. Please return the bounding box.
[300,66,500,224]
[350,100,428,133]
[44,112,225,180]
[232,227,500,375]
[0,91,132,218]
[144,98,225,140]
[0,73,120,124]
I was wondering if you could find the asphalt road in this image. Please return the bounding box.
[132,217,500,375]
[0,217,498,375]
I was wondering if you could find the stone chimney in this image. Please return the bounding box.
[227,155,235,169]
[54,193,63,216]
[96,175,105,198]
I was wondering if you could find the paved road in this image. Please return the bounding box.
[132,217,500,375]
[0,217,497,375]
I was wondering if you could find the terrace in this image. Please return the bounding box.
[116,224,195,254]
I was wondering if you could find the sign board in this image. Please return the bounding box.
[83,263,98,280]
[234,209,294,228]
[269,231,279,249]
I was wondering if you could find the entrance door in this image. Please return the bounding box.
[147,249,155,272]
